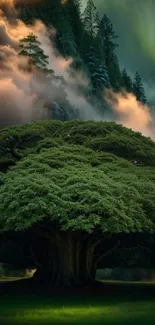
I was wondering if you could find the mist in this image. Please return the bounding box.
[104,89,155,139]
[0,1,100,126]
[0,0,155,141]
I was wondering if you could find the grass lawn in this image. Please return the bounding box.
[0,278,155,325]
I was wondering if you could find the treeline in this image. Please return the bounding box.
[96,268,155,281]
[16,0,147,113]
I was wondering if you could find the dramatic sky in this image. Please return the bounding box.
[90,0,155,104]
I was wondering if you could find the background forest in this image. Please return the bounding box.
[14,0,147,122]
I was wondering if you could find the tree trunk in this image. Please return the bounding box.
[32,231,98,287]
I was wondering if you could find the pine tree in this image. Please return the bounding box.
[55,3,77,58]
[17,0,59,25]
[133,71,147,103]
[86,46,110,93]
[81,0,110,93]
[100,14,118,65]
[100,14,122,90]
[17,2,36,24]
[108,59,122,91]
[64,0,84,61]
[82,0,100,38]
[18,32,76,120]
[18,1,77,58]
[74,0,82,11]
[18,33,53,75]
[121,68,133,93]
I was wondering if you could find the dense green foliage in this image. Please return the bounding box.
[0,120,155,234]
[0,148,153,233]
[0,120,155,286]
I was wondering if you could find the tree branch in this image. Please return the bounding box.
[29,226,61,246]
[94,240,120,265]
[38,223,61,242]
[0,143,23,159]
[11,147,23,159]
[83,233,111,249]
[0,145,11,153]
[121,244,153,256]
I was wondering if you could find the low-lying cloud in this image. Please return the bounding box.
[104,89,155,139]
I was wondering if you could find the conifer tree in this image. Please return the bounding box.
[18,2,36,24]
[82,0,100,38]
[121,68,133,93]
[100,14,122,90]
[133,71,147,103]
[18,33,53,75]
[86,46,110,92]
[64,0,84,61]
[55,4,77,58]
[17,0,148,113]
[18,1,77,58]
[18,33,76,121]
[82,1,110,92]
[100,14,118,65]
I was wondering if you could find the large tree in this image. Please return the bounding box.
[0,120,155,287]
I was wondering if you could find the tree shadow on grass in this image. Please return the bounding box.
[0,277,155,300]
[0,279,155,325]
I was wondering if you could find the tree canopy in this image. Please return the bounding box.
[0,120,155,286]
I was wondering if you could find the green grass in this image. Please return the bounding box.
[0,280,155,325]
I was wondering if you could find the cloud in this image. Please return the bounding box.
[0,15,50,125]
[104,89,155,139]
